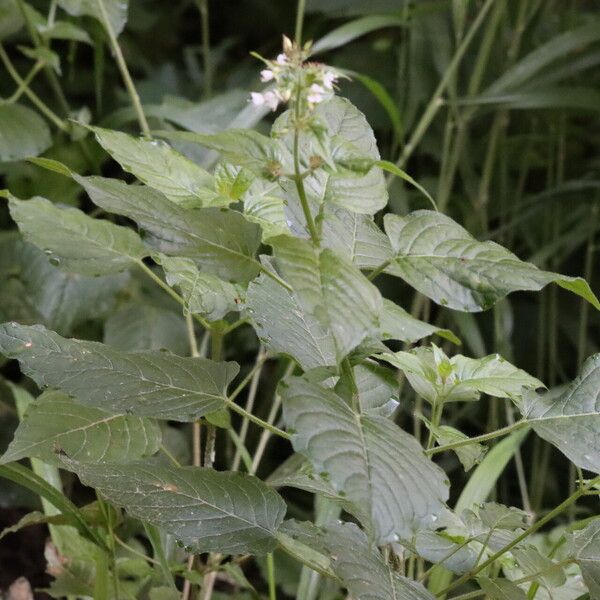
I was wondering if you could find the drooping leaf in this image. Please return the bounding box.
[103,302,188,354]
[156,128,290,178]
[379,299,460,345]
[75,175,262,282]
[0,323,239,422]
[0,0,24,39]
[247,236,382,369]
[242,180,291,240]
[57,0,128,35]
[1,391,161,465]
[568,519,600,597]
[156,255,242,322]
[7,194,148,275]
[64,459,287,555]
[425,421,487,471]
[512,545,566,589]
[273,97,388,214]
[0,104,51,161]
[90,126,227,208]
[379,346,542,404]
[349,361,399,416]
[383,211,600,312]
[521,354,600,473]
[281,375,449,542]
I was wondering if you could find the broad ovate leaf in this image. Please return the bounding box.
[247,236,382,369]
[379,346,542,404]
[0,103,51,161]
[7,194,148,275]
[383,211,600,312]
[64,459,286,555]
[281,376,449,542]
[274,97,388,214]
[156,255,242,321]
[0,323,239,421]
[478,577,527,600]
[0,391,161,465]
[75,175,262,282]
[521,354,600,472]
[90,126,226,208]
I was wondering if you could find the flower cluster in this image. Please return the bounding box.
[250,36,339,113]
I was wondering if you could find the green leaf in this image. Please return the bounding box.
[242,180,291,240]
[64,459,286,555]
[57,0,128,35]
[75,175,262,282]
[478,576,527,600]
[292,521,436,599]
[280,376,449,542]
[379,346,542,405]
[568,519,600,597]
[7,194,148,275]
[38,20,92,44]
[415,530,478,574]
[350,361,399,416]
[104,302,189,354]
[274,97,388,214]
[512,545,566,589]
[427,422,487,471]
[90,126,227,208]
[380,299,460,345]
[247,236,382,369]
[156,255,242,322]
[0,0,23,39]
[0,323,239,422]
[1,391,161,465]
[214,163,254,201]
[521,354,600,473]
[156,128,289,178]
[0,104,51,161]
[383,211,600,312]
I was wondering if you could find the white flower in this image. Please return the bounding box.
[310,83,325,94]
[263,91,280,111]
[250,92,265,106]
[276,53,288,65]
[307,92,324,105]
[307,83,325,105]
[322,70,337,90]
[260,69,274,82]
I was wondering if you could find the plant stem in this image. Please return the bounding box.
[367,258,392,281]
[267,552,277,600]
[437,475,600,596]
[95,0,150,136]
[426,420,528,456]
[0,43,68,131]
[293,126,320,245]
[232,347,267,471]
[6,60,44,103]
[295,0,307,45]
[226,396,291,441]
[136,261,211,330]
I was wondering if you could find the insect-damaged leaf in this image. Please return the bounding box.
[0,323,239,421]
[64,459,287,555]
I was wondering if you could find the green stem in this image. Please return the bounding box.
[295,0,307,45]
[225,396,291,441]
[426,420,528,456]
[6,60,44,103]
[136,260,211,330]
[367,258,392,281]
[437,475,600,596]
[294,127,320,245]
[95,0,150,136]
[267,552,277,600]
[0,43,68,131]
